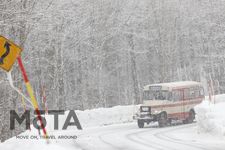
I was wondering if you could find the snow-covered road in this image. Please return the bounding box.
[1,118,225,150]
[1,99,225,150]
[73,121,225,150]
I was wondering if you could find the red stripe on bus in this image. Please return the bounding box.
[150,99,203,109]
[17,56,29,83]
[168,112,189,120]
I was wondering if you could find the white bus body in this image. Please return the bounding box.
[133,81,205,128]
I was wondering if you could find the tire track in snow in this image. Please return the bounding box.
[98,127,136,150]
[125,125,174,150]
[126,132,164,150]
[153,122,214,150]
[73,123,134,150]
[73,121,220,150]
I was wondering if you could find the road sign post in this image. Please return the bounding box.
[17,56,49,142]
[1,36,49,142]
[0,35,49,143]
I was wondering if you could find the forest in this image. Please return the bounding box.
[0,0,225,142]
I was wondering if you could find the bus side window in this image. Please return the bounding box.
[173,91,179,102]
[168,92,172,101]
[190,89,194,98]
[200,86,204,96]
[184,88,189,99]
[195,90,199,98]
[179,91,183,100]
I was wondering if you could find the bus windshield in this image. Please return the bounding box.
[144,91,155,100]
[155,90,168,100]
[144,90,169,100]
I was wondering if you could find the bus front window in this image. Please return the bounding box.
[155,91,168,100]
[144,91,155,100]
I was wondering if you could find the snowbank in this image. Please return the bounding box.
[47,105,139,130]
[195,95,225,138]
[204,94,225,104]
[76,105,138,127]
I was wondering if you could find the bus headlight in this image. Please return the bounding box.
[134,109,140,115]
[152,109,158,114]
[134,110,138,114]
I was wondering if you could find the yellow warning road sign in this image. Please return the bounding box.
[0,35,23,72]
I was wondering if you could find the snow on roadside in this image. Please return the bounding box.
[0,105,139,150]
[47,105,139,130]
[195,95,225,138]
[1,94,225,150]
[204,94,225,104]
[76,105,138,127]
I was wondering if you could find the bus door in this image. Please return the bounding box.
[183,88,190,119]
[179,90,185,120]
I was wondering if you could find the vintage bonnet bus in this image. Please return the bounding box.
[133,81,205,128]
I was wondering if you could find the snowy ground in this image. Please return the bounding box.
[0,95,225,150]
[195,95,225,138]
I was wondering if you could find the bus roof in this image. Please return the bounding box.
[143,81,202,91]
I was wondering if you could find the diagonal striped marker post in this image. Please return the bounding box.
[20,87,31,131]
[17,56,49,141]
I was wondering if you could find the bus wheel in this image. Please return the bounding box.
[158,113,167,127]
[138,120,144,128]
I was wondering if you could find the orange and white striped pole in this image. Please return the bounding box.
[20,87,31,131]
[17,56,49,141]
[41,90,45,110]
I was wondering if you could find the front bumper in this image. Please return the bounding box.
[133,112,154,120]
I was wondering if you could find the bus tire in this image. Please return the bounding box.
[186,116,190,124]
[158,112,167,127]
[138,120,144,128]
